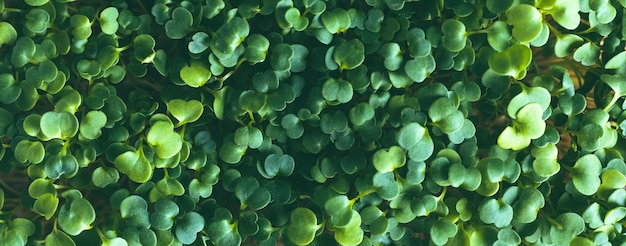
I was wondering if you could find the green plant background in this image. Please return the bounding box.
[1,0,626,245]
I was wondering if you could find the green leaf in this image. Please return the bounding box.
[25,0,48,6]
[146,121,182,159]
[479,198,513,228]
[188,32,210,54]
[0,22,17,48]
[429,97,464,134]
[133,34,156,63]
[165,7,192,39]
[15,140,45,164]
[486,21,511,51]
[79,111,107,140]
[531,143,560,177]
[0,107,14,137]
[167,99,203,126]
[505,4,543,42]
[44,154,79,179]
[45,230,76,246]
[373,146,406,173]
[349,103,375,127]
[333,39,365,70]
[40,111,79,140]
[219,135,247,164]
[270,43,294,72]
[244,34,270,64]
[34,193,59,220]
[212,17,249,55]
[379,42,403,71]
[431,219,458,245]
[554,34,584,58]
[238,90,266,112]
[235,177,271,210]
[285,7,309,31]
[489,44,532,79]
[322,78,353,104]
[510,187,545,223]
[175,212,205,244]
[571,154,602,195]
[11,37,36,68]
[26,8,50,34]
[114,151,154,183]
[441,19,466,52]
[58,194,96,236]
[156,178,185,196]
[120,195,150,229]
[498,103,546,150]
[605,51,626,69]
[573,42,600,66]
[234,126,263,149]
[70,14,92,40]
[334,210,363,246]
[404,55,436,83]
[0,73,21,105]
[543,0,580,29]
[486,0,513,13]
[150,199,179,230]
[92,166,120,188]
[180,61,211,88]
[99,7,119,35]
[321,8,351,34]
[287,207,320,245]
[262,153,295,178]
[549,213,584,243]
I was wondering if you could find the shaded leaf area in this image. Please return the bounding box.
[0,0,625,246]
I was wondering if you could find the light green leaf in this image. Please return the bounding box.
[180,62,211,88]
[114,151,154,183]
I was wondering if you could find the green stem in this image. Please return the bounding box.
[603,94,619,112]
[349,188,376,206]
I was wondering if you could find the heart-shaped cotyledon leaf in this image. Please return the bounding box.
[57,190,96,236]
[505,4,543,42]
[570,154,602,196]
[212,17,250,55]
[321,8,351,34]
[244,34,270,64]
[180,61,211,88]
[322,78,353,104]
[284,7,309,31]
[539,0,580,29]
[0,73,22,104]
[479,198,513,228]
[40,111,79,140]
[79,110,107,140]
[373,146,406,173]
[25,8,50,34]
[531,143,560,178]
[287,207,322,245]
[429,97,465,134]
[441,19,467,52]
[488,44,532,80]
[14,140,45,164]
[114,150,154,183]
[175,212,205,244]
[260,153,295,178]
[146,120,182,159]
[167,99,204,126]
[99,7,119,35]
[0,22,17,48]
[165,7,193,39]
[498,103,546,151]
[333,39,365,70]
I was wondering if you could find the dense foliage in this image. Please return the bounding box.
[1,0,626,245]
